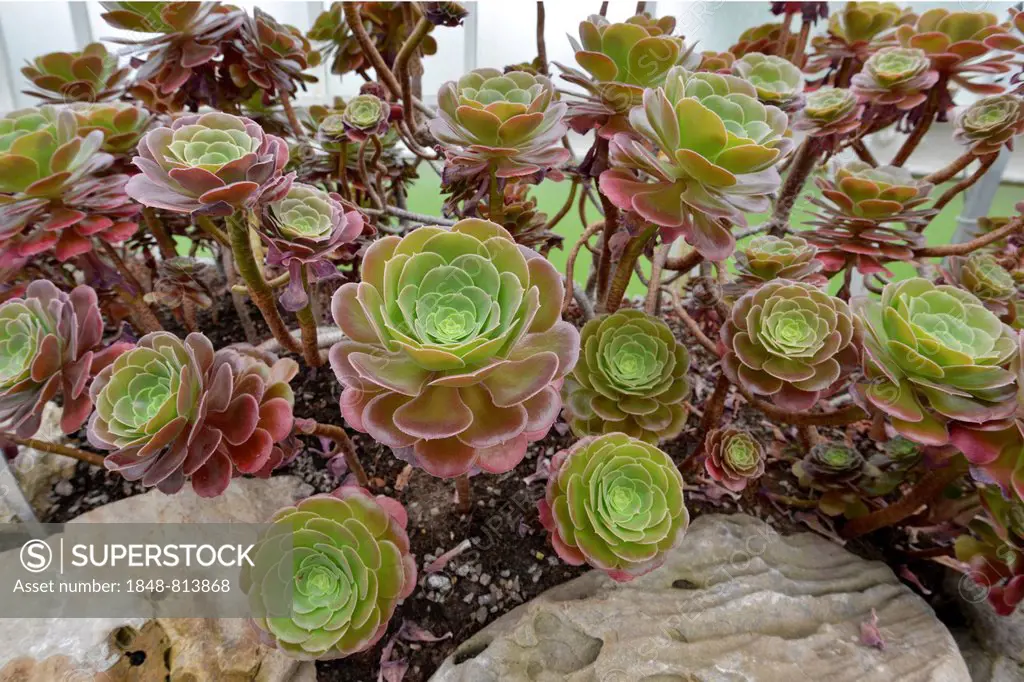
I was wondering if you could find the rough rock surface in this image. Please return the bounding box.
[431,514,970,682]
[0,476,315,682]
[0,402,76,522]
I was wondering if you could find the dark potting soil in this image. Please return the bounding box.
[38,294,950,681]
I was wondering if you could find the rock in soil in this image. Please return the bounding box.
[0,402,76,522]
[430,514,970,682]
[0,477,315,682]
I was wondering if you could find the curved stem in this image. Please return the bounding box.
[645,244,670,315]
[394,15,432,134]
[891,91,939,167]
[294,265,323,368]
[563,221,604,313]
[931,153,998,213]
[0,432,105,467]
[304,421,369,488]
[925,151,976,185]
[228,211,301,354]
[841,458,968,539]
[142,207,176,259]
[768,138,820,236]
[664,249,704,273]
[602,224,657,314]
[279,91,306,139]
[342,3,403,98]
[357,138,383,209]
[734,382,869,426]
[915,215,1023,257]
[671,291,718,355]
[544,178,578,231]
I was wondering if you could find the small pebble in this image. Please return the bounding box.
[480,573,491,586]
[474,606,488,623]
[426,575,451,592]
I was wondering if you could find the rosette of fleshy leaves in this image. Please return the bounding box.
[698,51,735,73]
[557,13,696,137]
[805,159,934,275]
[730,23,799,58]
[341,94,391,142]
[727,234,827,294]
[428,69,570,179]
[538,432,689,582]
[864,435,926,496]
[308,2,438,78]
[0,106,139,266]
[894,9,1013,106]
[71,102,152,155]
[329,218,579,479]
[852,278,1019,453]
[985,8,1024,94]
[600,67,793,261]
[101,2,245,103]
[21,43,130,103]
[561,310,690,444]
[954,94,1024,157]
[941,252,1017,317]
[259,183,367,312]
[125,111,291,217]
[722,280,858,411]
[242,486,417,659]
[227,8,319,97]
[88,332,297,497]
[704,427,765,492]
[850,47,940,112]
[731,53,804,110]
[476,182,561,255]
[955,486,1024,615]
[0,280,127,438]
[792,442,877,517]
[806,2,914,74]
[791,87,863,139]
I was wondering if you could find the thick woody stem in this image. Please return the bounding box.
[343,3,403,98]
[645,244,670,315]
[851,139,877,167]
[294,265,323,368]
[222,248,258,344]
[306,421,369,488]
[671,291,718,355]
[601,224,658,313]
[931,153,998,213]
[734,382,869,426]
[456,474,472,514]
[228,211,301,354]
[142,207,177,259]
[279,91,306,139]
[0,432,105,467]
[797,425,821,450]
[915,216,1023,257]
[194,215,230,247]
[768,138,820,236]
[841,458,968,539]
[696,373,731,456]
[891,91,939,167]
[394,15,432,133]
[488,166,504,224]
[925,152,976,185]
[664,249,704,273]
[536,2,549,75]
[563,221,604,313]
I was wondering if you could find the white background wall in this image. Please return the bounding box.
[0,1,1015,112]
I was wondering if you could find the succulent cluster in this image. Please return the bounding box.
[21,43,130,103]
[722,281,858,411]
[808,1,914,72]
[340,94,391,142]
[561,310,690,444]
[942,253,1017,315]
[956,487,1024,615]
[243,487,416,658]
[704,427,766,492]
[954,95,1024,156]
[538,433,689,581]
[793,442,871,490]
[731,53,804,110]
[88,333,297,497]
[792,87,863,139]
[729,234,826,292]
[601,67,792,260]
[329,218,579,478]
[850,47,938,111]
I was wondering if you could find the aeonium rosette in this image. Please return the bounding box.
[259,182,368,312]
[0,280,127,438]
[88,333,297,497]
[329,218,580,479]
[125,111,291,217]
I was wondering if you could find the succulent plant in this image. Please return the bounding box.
[538,432,689,581]
[731,53,804,110]
[260,183,366,311]
[806,159,934,274]
[722,280,858,411]
[730,23,799,59]
[985,8,1024,94]
[341,94,390,142]
[329,218,579,479]
[942,253,1017,314]
[21,43,130,103]
[704,427,765,492]
[89,332,297,497]
[698,51,735,73]
[428,69,570,178]
[807,2,914,71]
[853,278,1018,449]
[561,310,690,444]
[125,111,291,217]
[600,67,793,261]
[956,487,1024,616]
[792,87,863,138]
[242,486,416,659]
[793,442,868,488]
[954,94,1024,156]
[144,256,216,313]
[894,9,1013,101]
[71,102,152,155]
[0,280,125,438]
[730,234,827,290]
[228,8,318,96]
[101,1,245,98]
[850,47,939,111]
[558,13,694,136]
[476,182,561,255]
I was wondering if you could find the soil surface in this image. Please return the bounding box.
[37,293,955,682]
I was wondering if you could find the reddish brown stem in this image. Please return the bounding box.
[308,422,369,488]
[891,91,939,167]
[0,432,105,467]
[343,3,403,98]
[931,154,998,213]
[664,249,704,273]
[142,207,177,259]
[536,2,549,75]
[768,138,820,236]
[696,373,731,457]
[915,216,1023,257]
[456,474,472,514]
[925,152,976,185]
[394,15,431,134]
[279,91,306,140]
[562,221,604,314]
[841,458,968,539]
[601,224,657,314]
